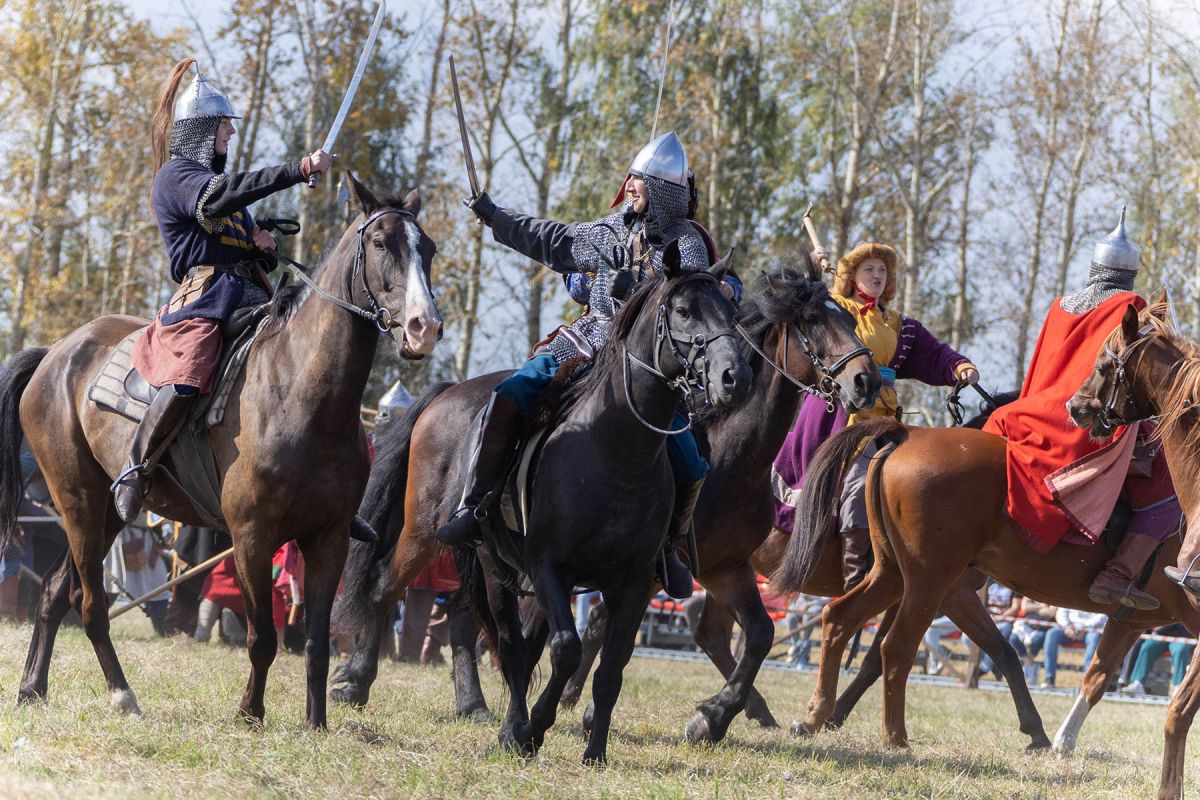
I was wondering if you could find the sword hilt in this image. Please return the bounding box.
[306,173,319,189]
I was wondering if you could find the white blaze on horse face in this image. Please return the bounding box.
[403,219,441,356]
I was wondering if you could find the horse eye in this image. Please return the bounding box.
[372,238,385,250]
[674,306,690,319]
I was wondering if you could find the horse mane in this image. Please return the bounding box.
[1112,301,1200,447]
[259,242,339,339]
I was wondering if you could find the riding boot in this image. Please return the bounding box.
[657,477,704,600]
[840,526,872,592]
[436,394,523,546]
[1088,531,1162,610]
[113,386,195,523]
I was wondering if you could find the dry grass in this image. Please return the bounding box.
[0,615,1184,799]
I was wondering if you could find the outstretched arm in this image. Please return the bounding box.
[200,150,332,220]
[489,206,579,274]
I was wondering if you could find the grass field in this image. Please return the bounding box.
[0,616,1184,799]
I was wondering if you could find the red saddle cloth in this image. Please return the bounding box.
[983,292,1145,552]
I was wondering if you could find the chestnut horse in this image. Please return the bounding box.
[773,300,1200,799]
[0,175,441,729]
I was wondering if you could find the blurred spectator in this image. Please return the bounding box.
[1042,608,1106,688]
[1120,624,1195,696]
[976,583,1021,679]
[923,615,960,676]
[785,594,828,666]
[1009,598,1057,685]
[103,520,170,636]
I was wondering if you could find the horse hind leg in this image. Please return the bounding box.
[17,546,78,706]
[1053,622,1142,757]
[827,605,896,730]
[944,580,1051,751]
[449,591,493,723]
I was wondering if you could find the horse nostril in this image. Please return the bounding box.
[436,323,444,341]
[854,371,873,397]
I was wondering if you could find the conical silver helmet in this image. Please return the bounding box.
[628,131,688,188]
[173,63,239,121]
[1092,206,1140,273]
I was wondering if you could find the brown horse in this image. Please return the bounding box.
[561,396,1050,751]
[0,175,441,730]
[772,300,1200,798]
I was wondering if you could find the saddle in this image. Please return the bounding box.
[85,307,270,530]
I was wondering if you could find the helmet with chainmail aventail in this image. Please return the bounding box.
[170,63,239,170]
[1092,206,1140,273]
[625,131,692,246]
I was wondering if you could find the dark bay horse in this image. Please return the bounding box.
[0,175,441,730]
[339,261,754,764]
[773,301,1200,798]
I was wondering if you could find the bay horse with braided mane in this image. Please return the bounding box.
[0,175,441,730]
[774,300,1200,799]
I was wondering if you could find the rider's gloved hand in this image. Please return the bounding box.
[610,268,635,300]
[465,191,496,226]
[957,363,980,385]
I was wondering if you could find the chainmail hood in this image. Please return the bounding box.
[1059,264,1138,314]
[170,116,222,172]
[640,175,693,247]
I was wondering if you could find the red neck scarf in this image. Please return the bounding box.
[856,291,879,316]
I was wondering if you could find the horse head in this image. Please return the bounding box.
[1068,299,1176,438]
[740,258,880,414]
[340,172,442,360]
[622,249,751,411]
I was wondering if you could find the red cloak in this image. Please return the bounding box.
[983,292,1145,552]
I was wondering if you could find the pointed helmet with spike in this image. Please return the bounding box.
[173,63,240,121]
[170,62,239,170]
[628,131,688,187]
[1092,206,1140,273]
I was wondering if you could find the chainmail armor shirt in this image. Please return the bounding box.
[1059,264,1138,314]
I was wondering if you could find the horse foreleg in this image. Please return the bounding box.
[449,590,493,722]
[526,564,582,748]
[691,586,777,729]
[298,532,347,731]
[561,598,607,709]
[944,580,1051,751]
[582,573,655,767]
[828,605,895,730]
[232,535,278,727]
[1053,621,1142,756]
[686,561,776,743]
[17,546,76,706]
[796,567,901,738]
[1160,643,1200,800]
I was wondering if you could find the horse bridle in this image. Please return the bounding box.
[622,275,739,436]
[278,207,421,335]
[734,320,872,413]
[1092,329,1154,430]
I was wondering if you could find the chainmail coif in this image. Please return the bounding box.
[170,116,221,171]
[1059,264,1137,314]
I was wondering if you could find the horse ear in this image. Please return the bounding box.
[402,188,422,217]
[1155,288,1169,307]
[708,247,735,282]
[344,171,381,215]
[662,240,682,278]
[1121,303,1141,341]
[803,249,820,282]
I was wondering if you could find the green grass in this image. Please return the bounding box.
[0,616,1183,798]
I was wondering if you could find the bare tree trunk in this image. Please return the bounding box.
[235,9,274,173]
[951,114,978,352]
[414,0,452,188]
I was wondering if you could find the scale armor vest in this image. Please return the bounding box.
[1060,208,1140,314]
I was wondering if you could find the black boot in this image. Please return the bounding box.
[657,477,704,600]
[840,526,872,592]
[112,386,194,523]
[436,394,523,546]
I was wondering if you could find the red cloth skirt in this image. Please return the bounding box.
[200,555,288,630]
[131,306,223,393]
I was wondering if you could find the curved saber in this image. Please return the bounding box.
[449,54,481,199]
[307,0,388,188]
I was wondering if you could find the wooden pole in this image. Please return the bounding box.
[109,547,233,620]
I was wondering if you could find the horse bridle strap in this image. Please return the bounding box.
[734,321,871,412]
[1097,328,1154,428]
[276,207,415,334]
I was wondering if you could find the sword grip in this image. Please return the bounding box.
[306,173,319,189]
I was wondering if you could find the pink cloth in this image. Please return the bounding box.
[1046,428,1136,543]
[131,306,222,393]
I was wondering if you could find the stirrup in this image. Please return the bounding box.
[109,461,147,494]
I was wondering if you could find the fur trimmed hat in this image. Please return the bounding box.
[833,242,899,305]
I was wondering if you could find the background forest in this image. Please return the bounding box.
[3,0,1199,420]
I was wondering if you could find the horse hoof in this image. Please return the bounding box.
[1026,737,1052,753]
[1052,738,1076,758]
[15,691,44,709]
[790,720,815,738]
[460,706,496,725]
[500,724,538,758]
[582,700,595,737]
[330,684,367,708]
[239,709,266,729]
[751,713,779,729]
[581,751,607,768]
[685,713,714,744]
[111,689,142,716]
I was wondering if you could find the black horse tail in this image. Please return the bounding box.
[452,544,498,653]
[0,348,48,553]
[335,381,455,635]
[771,417,907,593]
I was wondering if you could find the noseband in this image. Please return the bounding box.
[734,321,872,413]
[1092,330,1153,429]
[278,207,420,335]
[623,275,739,436]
